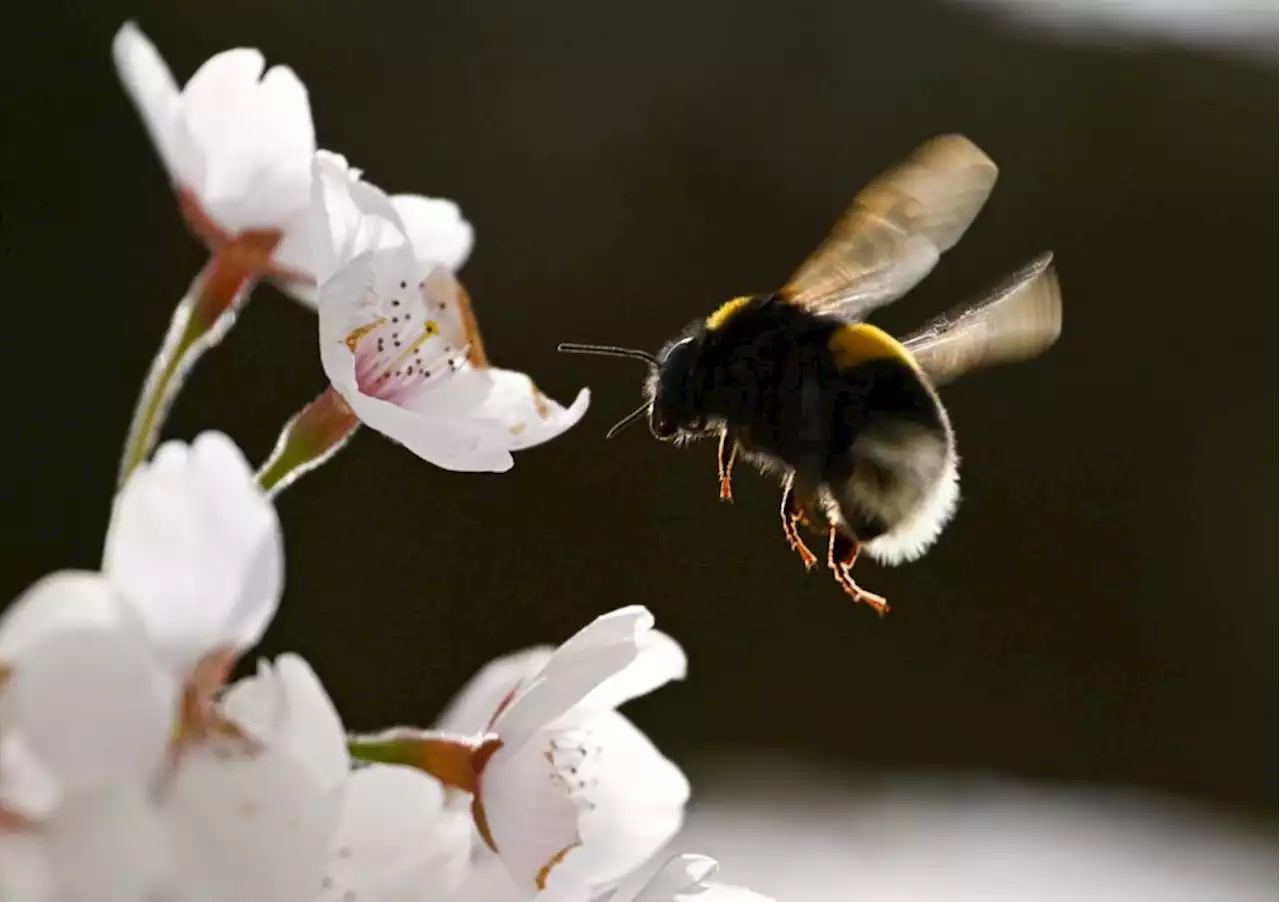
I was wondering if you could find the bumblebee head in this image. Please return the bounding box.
[648,332,708,441]
[557,328,710,442]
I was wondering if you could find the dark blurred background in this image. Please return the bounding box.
[1,0,1274,828]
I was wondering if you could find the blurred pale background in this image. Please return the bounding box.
[0,0,1274,897]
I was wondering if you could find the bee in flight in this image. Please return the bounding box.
[560,135,1062,614]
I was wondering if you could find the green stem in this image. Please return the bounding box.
[347,735,425,769]
[346,729,489,793]
[256,387,361,498]
[117,232,279,488]
[118,286,216,488]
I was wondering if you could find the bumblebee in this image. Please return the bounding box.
[561,135,1062,614]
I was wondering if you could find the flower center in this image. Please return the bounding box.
[346,280,470,403]
[546,730,603,806]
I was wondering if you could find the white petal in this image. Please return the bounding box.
[356,386,521,471]
[316,248,516,473]
[0,571,175,792]
[493,607,654,751]
[613,855,775,902]
[309,151,407,287]
[407,367,591,453]
[316,248,386,395]
[434,646,553,735]
[319,765,472,902]
[0,734,62,821]
[0,830,54,902]
[220,654,349,788]
[542,711,689,890]
[478,736,582,895]
[179,47,267,215]
[219,63,314,230]
[165,741,343,902]
[45,785,168,902]
[390,194,474,273]
[103,431,283,674]
[111,22,186,185]
[441,854,526,902]
[271,204,320,288]
[279,275,320,309]
[113,26,315,240]
[575,630,686,719]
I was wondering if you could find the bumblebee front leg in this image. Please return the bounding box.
[717,431,739,501]
[827,529,889,615]
[780,473,819,570]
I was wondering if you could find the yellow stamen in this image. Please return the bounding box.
[344,318,386,353]
[384,320,440,373]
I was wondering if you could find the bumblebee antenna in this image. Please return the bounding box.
[558,342,660,367]
[605,404,649,439]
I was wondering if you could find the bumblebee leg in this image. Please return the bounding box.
[780,473,819,570]
[827,528,890,616]
[717,432,738,501]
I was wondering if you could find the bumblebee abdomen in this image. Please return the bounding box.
[824,354,959,565]
[696,297,959,562]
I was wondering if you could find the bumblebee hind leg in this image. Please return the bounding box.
[827,529,890,616]
[717,431,739,501]
[780,472,819,570]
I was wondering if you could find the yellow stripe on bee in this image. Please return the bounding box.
[828,323,917,371]
[705,296,752,331]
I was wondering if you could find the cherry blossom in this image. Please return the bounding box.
[165,655,481,902]
[111,22,323,481]
[164,655,348,902]
[101,431,283,745]
[112,22,315,280]
[312,154,589,471]
[0,572,176,796]
[469,606,689,897]
[0,728,170,902]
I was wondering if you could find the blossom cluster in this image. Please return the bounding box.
[110,22,589,486]
[0,21,770,902]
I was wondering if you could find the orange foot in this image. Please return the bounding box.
[780,475,818,570]
[827,529,890,616]
[717,433,738,502]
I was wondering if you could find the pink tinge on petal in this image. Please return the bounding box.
[344,294,470,406]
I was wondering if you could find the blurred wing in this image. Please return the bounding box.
[782,134,1000,320]
[902,252,1063,386]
